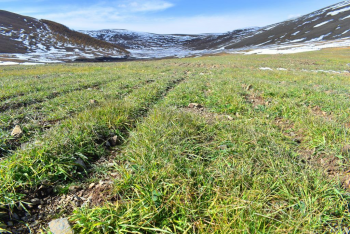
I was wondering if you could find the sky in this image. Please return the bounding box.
[0,0,343,34]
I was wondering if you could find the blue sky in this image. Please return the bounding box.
[0,0,341,33]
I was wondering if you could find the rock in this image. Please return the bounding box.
[69,186,80,192]
[342,145,350,155]
[11,125,23,137]
[89,99,98,104]
[75,158,87,170]
[246,84,253,91]
[12,213,19,220]
[88,183,95,189]
[49,218,74,234]
[225,115,234,121]
[7,221,13,227]
[108,136,119,146]
[111,173,119,177]
[188,103,203,109]
[218,145,228,150]
[30,198,41,206]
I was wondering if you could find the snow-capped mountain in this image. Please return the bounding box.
[225,0,350,50]
[0,10,129,64]
[1,1,350,63]
[82,1,350,58]
[81,28,260,58]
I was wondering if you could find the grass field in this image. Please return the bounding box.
[1,48,350,233]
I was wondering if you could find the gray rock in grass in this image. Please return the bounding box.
[75,158,87,170]
[49,218,74,234]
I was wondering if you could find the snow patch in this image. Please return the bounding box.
[327,6,350,16]
[259,67,273,71]
[314,20,333,28]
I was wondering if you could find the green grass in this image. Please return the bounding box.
[1,48,350,233]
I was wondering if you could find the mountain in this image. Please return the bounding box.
[80,28,260,58]
[82,1,350,58]
[225,1,350,49]
[0,10,129,63]
[1,1,350,62]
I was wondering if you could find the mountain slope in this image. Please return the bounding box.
[0,10,129,62]
[81,28,261,58]
[82,1,350,58]
[225,1,350,49]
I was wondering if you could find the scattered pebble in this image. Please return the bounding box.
[188,103,203,109]
[48,218,74,234]
[11,125,23,137]
[109,136,119,146]
[89,183,95,189]
[225,115,234,120]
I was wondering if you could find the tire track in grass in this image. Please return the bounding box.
[0,79,155,158]
[0,73,94,102]
[0,75,125,113]
[0,76,186,234]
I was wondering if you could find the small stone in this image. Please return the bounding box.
[246,84,253,91]
[49,218,74,234]
[69,186,80,192]
[7,221,13,227]
[188,103,203,109]
[225,115,233,121]
[218,145,228,150]
[30,198,41,206]
[12,213,19,220]
[11,125,23,137]
[109,136,119,146]
[89,99,98,104]
[75,158,87,170]
[88,183,95,189]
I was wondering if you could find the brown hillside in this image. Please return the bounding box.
[40,20,129,54]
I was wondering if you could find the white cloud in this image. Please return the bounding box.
[22,0,175,29]
[287,14,302,19]
[118,0,174,12]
